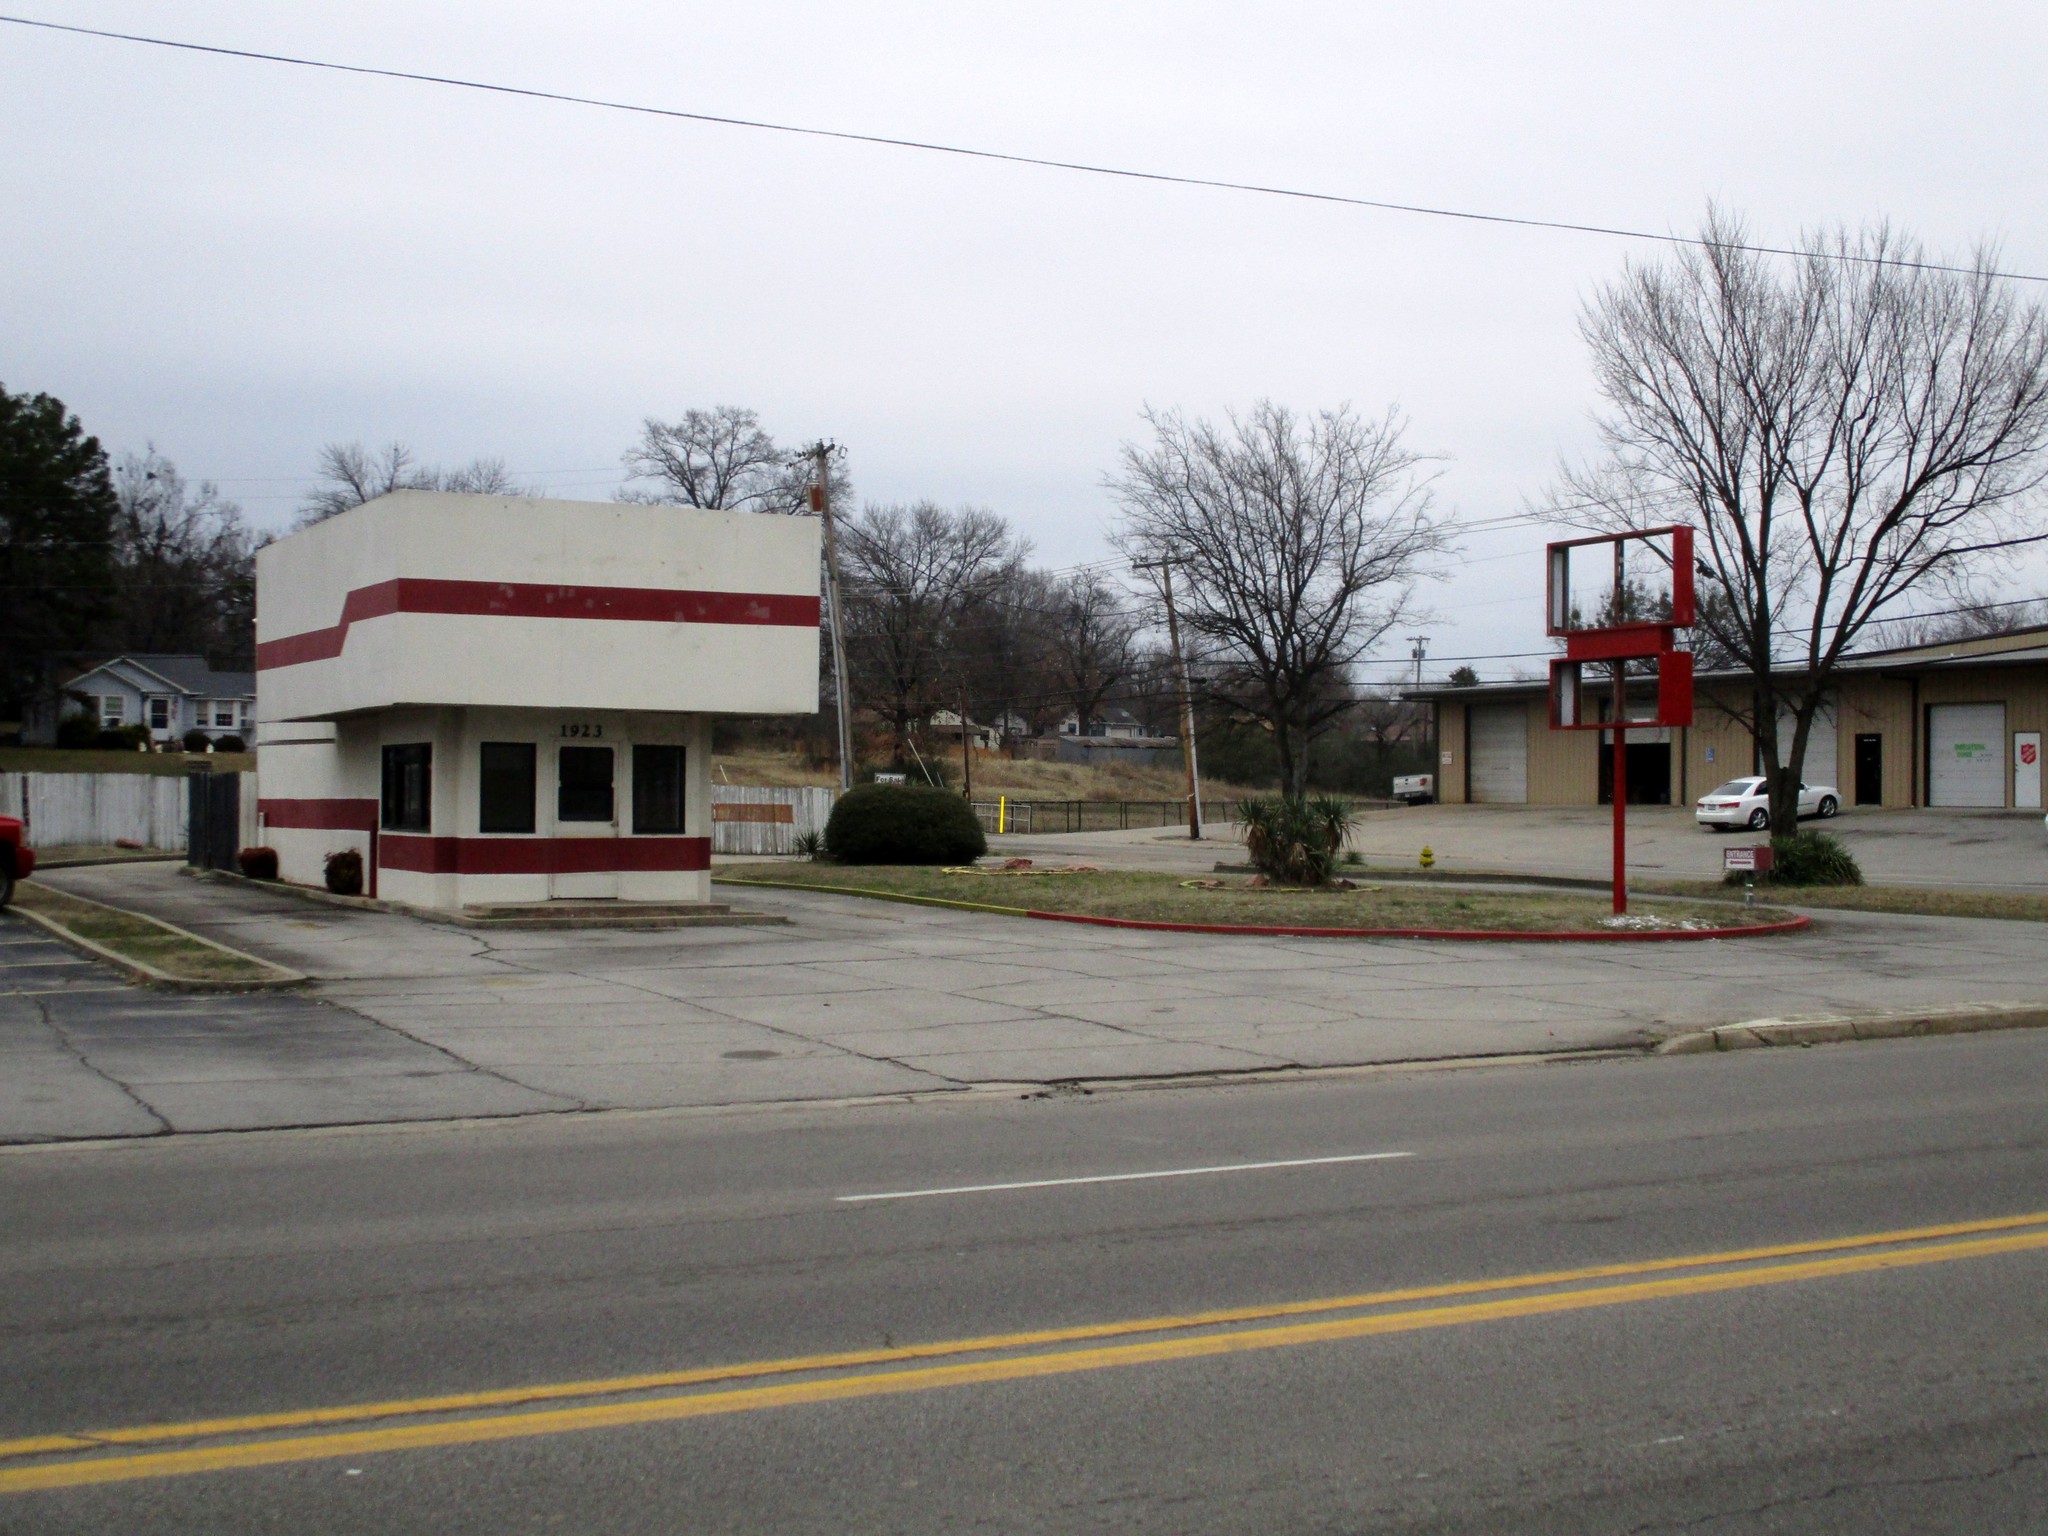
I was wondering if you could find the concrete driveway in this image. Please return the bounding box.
[5,859,2042,1142]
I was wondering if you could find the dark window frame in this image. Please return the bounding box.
[556,744,616,824]
[478,742,538,834]
[381,743,433,832]
[632,744,687,835]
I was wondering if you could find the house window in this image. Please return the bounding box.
[381,743,432,832]
[149,698,171,731]
[557,746,615,823]
[214,704,236,728]
[99,696,124,726]
[632,745,686,834]
[479,743,537,834]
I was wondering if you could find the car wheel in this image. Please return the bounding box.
[0,866,13,909]
[1817,796,1838,818]
[1747,808,1769,830]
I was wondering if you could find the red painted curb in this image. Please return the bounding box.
[1017,910,1814,942]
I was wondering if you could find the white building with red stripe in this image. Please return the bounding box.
[255,491,819,908]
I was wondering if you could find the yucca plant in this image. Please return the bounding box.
[1238,795,1356,886]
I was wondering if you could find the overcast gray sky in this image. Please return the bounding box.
[5,2,2045,684]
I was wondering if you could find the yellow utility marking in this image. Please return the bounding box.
[3,1217,2045,1494]
[5,1206,2045,1462]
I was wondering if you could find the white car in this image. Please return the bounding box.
[1695,776,1840,831]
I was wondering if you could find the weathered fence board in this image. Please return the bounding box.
[0,772,192,850]
[711,785,836,855]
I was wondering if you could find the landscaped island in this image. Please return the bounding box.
[715,863,1798,937]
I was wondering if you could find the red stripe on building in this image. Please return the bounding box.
[375,835,711,876]
[256,797,378,831]
[256,578,821,670]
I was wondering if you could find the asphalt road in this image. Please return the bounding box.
[3,1032,2046,1532]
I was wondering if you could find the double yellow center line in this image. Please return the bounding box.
[5,1208,2046,1494]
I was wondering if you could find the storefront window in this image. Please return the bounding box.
[632,745,686,833]
[479,743,537,834]
[381,743,432,831]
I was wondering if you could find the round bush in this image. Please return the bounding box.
[237,846,279,880]
[214,734,247,753]
[324,847,364,895]
[824,784,986,865]
[1723,829,1863,888]
[182,728,212,753]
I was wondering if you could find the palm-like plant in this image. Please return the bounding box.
[1238,795,1356,886]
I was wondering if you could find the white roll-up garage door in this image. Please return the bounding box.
[1928,703,2006,807]
[1468,704,1528,803]
[1777,694,1838,789]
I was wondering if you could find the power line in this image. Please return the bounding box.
[4,12,2042,286]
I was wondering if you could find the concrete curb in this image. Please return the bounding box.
[1655,1001,2048,1054]
[11,883,308,992]
[180,866,784,929]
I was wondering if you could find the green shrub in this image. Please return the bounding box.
[54,712,98,749]
[1239,794,1356,886]
[1722,830,1864,888]
[824,784,986,865]
[792,829,824,860]
[94,724,150,751]
[237,846,279,880]
[214,734,247,753]
[182,728,212,753]
[324,847,364,895]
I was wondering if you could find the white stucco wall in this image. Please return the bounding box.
[256,491,821,723]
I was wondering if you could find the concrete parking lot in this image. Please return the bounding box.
[3,858,2043,1143]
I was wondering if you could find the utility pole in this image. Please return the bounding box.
[959,683,972,801]
[806,444,855,793]
[1408,635,1428,691]
[1135,557,1203,840]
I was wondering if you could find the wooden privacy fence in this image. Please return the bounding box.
[711,785,837,856]
[0,771,195,850]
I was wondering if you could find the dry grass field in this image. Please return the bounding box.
[712,747,1262,801]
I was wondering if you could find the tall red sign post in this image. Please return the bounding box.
[1545,527,1696,915]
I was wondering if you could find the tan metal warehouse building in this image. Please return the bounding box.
[1412,626,2048,812]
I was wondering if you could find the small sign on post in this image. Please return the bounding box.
[1723,845,1775,876]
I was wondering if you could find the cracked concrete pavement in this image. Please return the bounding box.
[3,856,2044,1142]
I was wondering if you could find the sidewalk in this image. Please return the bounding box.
[3,860,2043,1143]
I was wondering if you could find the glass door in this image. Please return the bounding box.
[551,744,618,899]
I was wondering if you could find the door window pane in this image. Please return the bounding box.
[632,745,686,834]
[479,742,537,833]
[557,746,615,823]
[381,743,432,831]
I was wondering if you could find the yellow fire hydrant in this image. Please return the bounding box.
[1419,845,1435,870]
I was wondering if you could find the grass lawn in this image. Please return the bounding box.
[717,863,1789,933]
[1634,879,2048,924]
[13,882,279,983]
[0,748,255,775]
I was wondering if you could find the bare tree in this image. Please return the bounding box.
[1043,568,1140,737]
[1550,209,2048,832]
[110,449,257,666]
[299,442,530,525]
[1109,401,1447,797]
[838,501,1027,762]
[620,405,850,513]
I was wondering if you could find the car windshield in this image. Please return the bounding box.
[1708,780,1760,798]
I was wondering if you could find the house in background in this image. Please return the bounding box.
[27,655,255,745]
[1057,706,1148,740]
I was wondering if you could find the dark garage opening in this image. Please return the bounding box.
[1598,740,1672,805]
